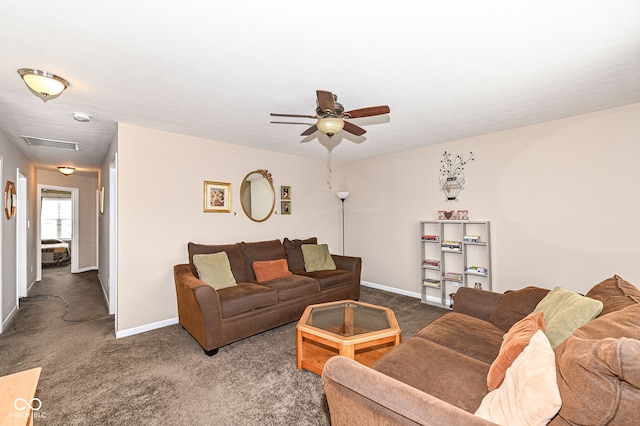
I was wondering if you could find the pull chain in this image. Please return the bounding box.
[326,150,332,188]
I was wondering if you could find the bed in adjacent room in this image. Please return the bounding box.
[41,239,71,266]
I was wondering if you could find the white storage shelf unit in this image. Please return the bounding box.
[420,220,492,308]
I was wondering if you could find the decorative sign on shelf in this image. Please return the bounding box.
[439,151,474,201]
[437,210,468,220]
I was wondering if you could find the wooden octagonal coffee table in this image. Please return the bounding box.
[296,300,401,375]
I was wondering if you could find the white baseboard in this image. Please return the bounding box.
[75,266,98,273]
[2,305,18,332]
[116,317,179,339]
[361,281,421,299]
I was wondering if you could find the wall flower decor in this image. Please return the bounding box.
[439,151,474,201]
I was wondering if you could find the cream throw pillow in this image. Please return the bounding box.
[532,286,603,348]
[475,330,562,426]
[193,252,237,290]
[301,244,336,272]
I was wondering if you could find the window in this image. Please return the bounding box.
[41,197,72,239]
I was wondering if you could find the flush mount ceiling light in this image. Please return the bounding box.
[17,68,69,102]
[57,166,75,176]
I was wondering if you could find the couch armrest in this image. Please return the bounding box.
[323,357,497,426]
[173,264,224,352]
[452,287,504,322]
[331,254,362,298]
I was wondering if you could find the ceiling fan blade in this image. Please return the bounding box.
[300,124,318,136]
[316,90,336,112]
[271,121,315,125]
[271,113,317,119]
[345,105,390,118]
[343,121,367,136]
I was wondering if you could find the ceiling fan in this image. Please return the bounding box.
[271,90,390,138]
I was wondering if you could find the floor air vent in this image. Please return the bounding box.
[22,136,79,151]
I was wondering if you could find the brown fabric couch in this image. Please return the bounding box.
[323,275,640,425]
[173,237,361,355]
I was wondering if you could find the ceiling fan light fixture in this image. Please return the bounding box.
[317,117,344,138]
[17,68,69,102]
[57,166,75,176]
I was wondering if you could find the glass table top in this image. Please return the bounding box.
[304,301,392,337]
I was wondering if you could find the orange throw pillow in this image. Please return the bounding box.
[253,259,293,283]
[487,311,545,391]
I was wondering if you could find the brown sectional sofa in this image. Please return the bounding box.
[323,275,640,425]
[173,237,361,355]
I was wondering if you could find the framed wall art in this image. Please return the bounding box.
[281,186,290,200]
[281,200,291,215]
[5,180,16,220]
[204,181,231,213]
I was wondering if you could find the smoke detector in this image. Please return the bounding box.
[73,112,91,122]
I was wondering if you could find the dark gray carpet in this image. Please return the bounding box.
[0,265,447,425]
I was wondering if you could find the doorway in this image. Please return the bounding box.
[37,185,80,281]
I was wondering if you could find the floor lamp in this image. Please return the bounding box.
[336,192,350,255]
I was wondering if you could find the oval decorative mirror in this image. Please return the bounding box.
[4,180,16,220]
[240,169,275,222]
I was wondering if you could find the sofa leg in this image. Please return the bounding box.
[204,348,219,356]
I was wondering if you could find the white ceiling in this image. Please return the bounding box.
[1,1,639,174]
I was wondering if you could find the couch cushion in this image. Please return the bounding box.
[532,286,603,348]
[302,243,337,272]
[555,336,640,425]
[373,337,490,413]
[259,274,319,301]
[553,303,640,425]
[475,330,562,426]
[487,312,545,391]
[489,286,550,332]
[415,312,504,364]
[188,242,247,283]
[253,259,293,283]
[297,269,352,290]
[216,282,278,318]
[241,239,286,282]
[283,237,318,273]
[585,275,640,317]
[192,252,237,290]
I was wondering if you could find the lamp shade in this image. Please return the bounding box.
[58,166,75,176]
[336,191,350,200]
[18,68,69,102]
[317,117,345,137]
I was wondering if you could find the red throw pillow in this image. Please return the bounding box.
[487,311,545,391]
[253,259,292,283]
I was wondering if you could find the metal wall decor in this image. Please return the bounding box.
[439,151,474,201]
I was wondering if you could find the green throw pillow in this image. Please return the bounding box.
[301,244,336,272]
[532,286,603,348]
[193,252,237,290]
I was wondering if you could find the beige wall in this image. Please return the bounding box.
[344,103,640,296]
[114,103,640,335]
[116,124,347,333]
[1,129,38,328]
[98,130,118,310]
[37,169,98,270]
